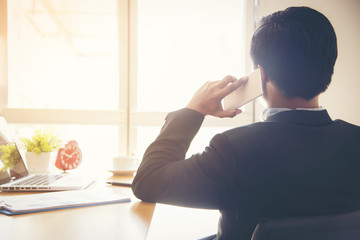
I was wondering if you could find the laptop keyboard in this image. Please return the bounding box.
[12,174,65,186]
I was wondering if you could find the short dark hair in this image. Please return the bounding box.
[250,6,338,100]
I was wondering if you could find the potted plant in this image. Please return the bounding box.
[0,143,21,173]
[20,128,62,173]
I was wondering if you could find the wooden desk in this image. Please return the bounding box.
[147,204,219,240]
[0,173,155,240]
[0,173,220,240]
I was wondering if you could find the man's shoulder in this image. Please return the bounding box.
[221,116,360,142]
[333,119,360,137]
[334,119,360,129]
[221,121,276,142]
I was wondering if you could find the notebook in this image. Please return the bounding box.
[0,143,94,192]
[0,189,131,215]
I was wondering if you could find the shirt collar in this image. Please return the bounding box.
[261,107,324,121]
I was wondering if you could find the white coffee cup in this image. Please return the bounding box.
[113,156,138,171]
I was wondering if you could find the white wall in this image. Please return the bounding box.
[257,0,360,125]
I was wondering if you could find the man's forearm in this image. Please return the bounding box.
[132,108,204,202]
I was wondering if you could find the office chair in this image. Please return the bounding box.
[251,210,360,240]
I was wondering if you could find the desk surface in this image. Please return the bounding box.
[0,173,155,240]
[0,173,219,240]
[147,204,219,240]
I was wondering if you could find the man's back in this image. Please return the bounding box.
[217,109,360,238]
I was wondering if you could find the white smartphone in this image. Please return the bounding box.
[223,69,263,111]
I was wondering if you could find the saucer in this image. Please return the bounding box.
[108,169,136,176]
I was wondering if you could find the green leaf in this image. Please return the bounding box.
[20,128,62,154]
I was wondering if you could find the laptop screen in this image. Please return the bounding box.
[0,143,29,185]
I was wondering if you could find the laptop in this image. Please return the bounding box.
[0,142,94,192]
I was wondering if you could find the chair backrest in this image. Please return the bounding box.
[251,210,360,240]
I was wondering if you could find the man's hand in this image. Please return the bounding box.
[186,75,248,118]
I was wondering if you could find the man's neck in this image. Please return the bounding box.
[268,96,320,109]
[264,81,320,109]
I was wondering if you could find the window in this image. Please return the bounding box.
[7,0,119,110]
[135,0,253,158]
[137,0,245,111]
[0,0,254,172]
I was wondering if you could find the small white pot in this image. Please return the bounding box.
[25,152,57,174]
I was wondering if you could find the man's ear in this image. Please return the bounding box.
[258,65,268,93]
[258,65,266,83]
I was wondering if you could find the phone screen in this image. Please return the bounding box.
[223,69,263,111]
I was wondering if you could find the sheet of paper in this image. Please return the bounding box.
[0,189,130,213]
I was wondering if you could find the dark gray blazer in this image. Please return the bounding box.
[132,108,360,240]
